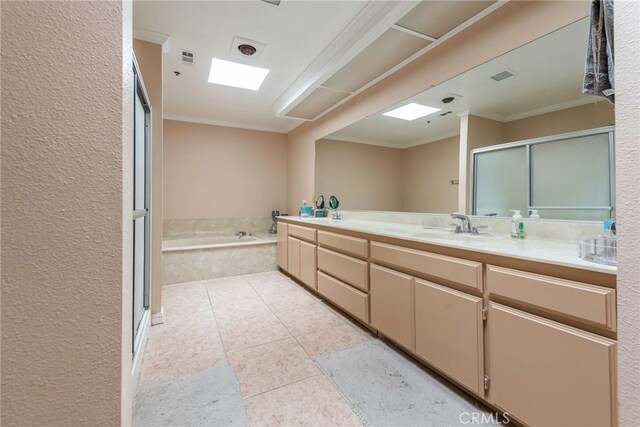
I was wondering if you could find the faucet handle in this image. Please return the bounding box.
[449,223,463,234]
[471,225,488,235]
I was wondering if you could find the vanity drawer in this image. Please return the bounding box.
[370,242,483,292]
[288,224,316,243]
[318,230,368,259]
[318,247,369,292]
[487,265,616,330]
[318,271,369,324]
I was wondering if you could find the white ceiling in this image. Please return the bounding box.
[329,18,602,148]
[133,0,366,133]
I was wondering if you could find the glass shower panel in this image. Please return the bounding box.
[134,93,146,211]
[133,216,146,333]
[474,146,527,217]
[530,133,611,208]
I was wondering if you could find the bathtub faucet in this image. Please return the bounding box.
[235,231,247,238]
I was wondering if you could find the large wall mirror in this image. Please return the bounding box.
[315,17,615,221]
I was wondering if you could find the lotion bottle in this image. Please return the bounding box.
[509,210,523,238]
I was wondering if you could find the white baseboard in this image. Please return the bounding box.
[151,307,165,325]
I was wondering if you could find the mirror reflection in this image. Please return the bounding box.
[315,18,615,221]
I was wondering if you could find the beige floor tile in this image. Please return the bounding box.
[211,294,272,323]
[140,324,227,384]
[218,312,291,351]
[227,337,319,398]
[244,375,362,427]
[273,301,345,336]
[296,324,374,356]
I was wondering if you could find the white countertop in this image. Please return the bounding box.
[279,216,616,275]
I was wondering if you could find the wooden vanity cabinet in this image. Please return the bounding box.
[279,220,618,427]
[283,225,317,290]
[299,240,317,290]
[276,222,288,270]
[370,264,414,351]
[414,279,484,396]
[488,302,617,427]
[286,236,300,278]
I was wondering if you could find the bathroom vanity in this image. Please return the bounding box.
[277,216,617,427]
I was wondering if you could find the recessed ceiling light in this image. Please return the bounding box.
[383,103,441,121]
[208,58,269,91]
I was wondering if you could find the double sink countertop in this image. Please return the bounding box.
[279,216,616,275]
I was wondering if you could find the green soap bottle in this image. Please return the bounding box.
[517,221,525,239]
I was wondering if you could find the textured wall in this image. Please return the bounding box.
[133,39,163,315]
[163,120,287,219]
[1,2,132,425]
[615,2,640,425]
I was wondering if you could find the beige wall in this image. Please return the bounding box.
[403,136,460,213]
[164,120,287,219]
[503,101,615,142]
[1,2,133,425]
[286,1,590,215]
[615,2,640,424]
[133,39,163,315]
[315,139,403,211]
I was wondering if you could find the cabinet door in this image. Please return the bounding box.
[277,223,288,270]
[287,236,300,278]
[299,241,317,290]
[415,279,484,396]
[370,264,414,351]
[488,302,616,427]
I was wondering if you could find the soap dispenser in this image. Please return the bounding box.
[529,210,540,220]
[509,210,523,238]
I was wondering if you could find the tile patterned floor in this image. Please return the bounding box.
[135,271,374,426]
[134,270,487,426]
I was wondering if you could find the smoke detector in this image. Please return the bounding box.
[230,36,265,60]
[178,49,195,66]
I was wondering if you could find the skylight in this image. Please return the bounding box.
[208,58,269,91]
[383,103,441,121]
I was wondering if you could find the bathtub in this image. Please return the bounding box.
[162,232,277,285]
[163,233,267,252]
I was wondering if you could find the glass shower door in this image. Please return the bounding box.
[133,64,151,352]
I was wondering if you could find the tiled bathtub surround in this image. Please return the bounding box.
[162,216,278,285]
[340,210,603,242]
[164,217,273,238]
[163,244,276,285]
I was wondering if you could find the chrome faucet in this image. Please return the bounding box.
[235,231,247,238]
[331,210,343,220]
[450,213,471,233]
[450,213,489,234]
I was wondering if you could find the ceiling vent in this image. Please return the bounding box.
[179,49,195,66]
[490,69,516,82]
[261,0,281,5]
[230,36,266,60]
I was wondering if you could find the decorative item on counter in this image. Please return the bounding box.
[509,210,523,238]
[300,200,313,217]
[578,217,617,266]
[329,195,339,210]
[314,195,326,217]
[269,210,279,234]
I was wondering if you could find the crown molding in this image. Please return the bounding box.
[401,131,461,149]
[458,109,506,122]
[504,97,604,122]
[163,114,300,134]
[133,27,173,53]
[273,0,421,118]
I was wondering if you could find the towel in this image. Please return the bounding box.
[583,0,615,103]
